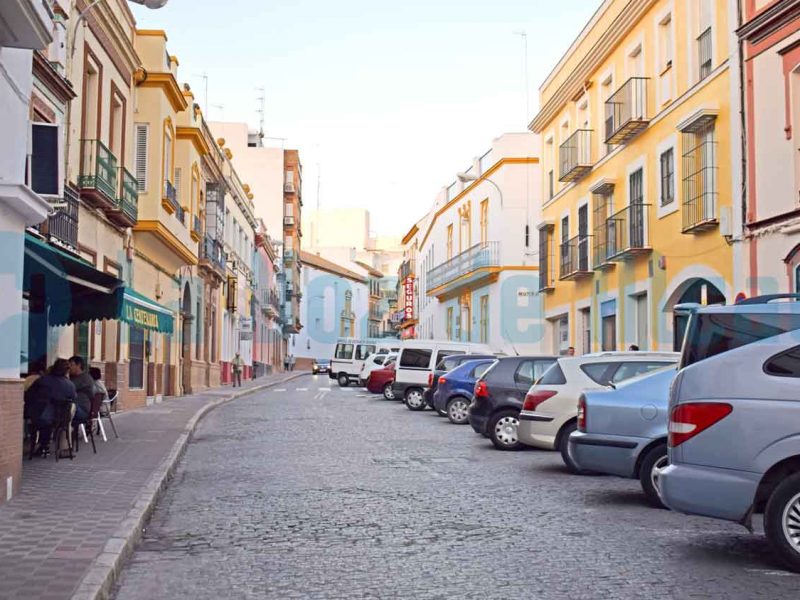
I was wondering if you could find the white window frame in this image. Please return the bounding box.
[656,134,679,219]
[654,2,676,107]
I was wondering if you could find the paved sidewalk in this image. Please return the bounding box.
[0,372,308,600]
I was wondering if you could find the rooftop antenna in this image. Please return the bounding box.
[255,87,266,140]
[513,30,529,126]
[194,72,209,116]
[210,103,224,121]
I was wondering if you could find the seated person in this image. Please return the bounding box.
[89,367,109,401]
[68,355,94,424]
[24,358,76,456]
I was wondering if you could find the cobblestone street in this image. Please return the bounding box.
[113,375,800,599]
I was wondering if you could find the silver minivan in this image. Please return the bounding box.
[660,294,800,572]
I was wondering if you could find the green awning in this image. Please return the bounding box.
[118,288,174,334]
[24,234,174,333]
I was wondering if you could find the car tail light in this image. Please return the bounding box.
[522,390,557,412]
[577,395,586,431]
[668,402,733,447]
[428,373,434,386]
[474,380,489,398]
[438,376,447,385]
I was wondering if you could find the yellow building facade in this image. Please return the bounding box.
[530,0,738,354]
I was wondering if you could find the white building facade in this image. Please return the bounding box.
[413,133,546,355]
[293,252,369,362]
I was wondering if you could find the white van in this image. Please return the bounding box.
[392,340,494,407]
[330,339,401,387]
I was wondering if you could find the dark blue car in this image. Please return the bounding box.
[433,359,495,424]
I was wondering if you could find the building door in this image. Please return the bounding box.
[635,293,648,349]
[181,284,193,394]
[163,335,172,396]
[601,299,617,351]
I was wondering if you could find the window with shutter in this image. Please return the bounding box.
[134,124,148,192]
[174,168,182,204]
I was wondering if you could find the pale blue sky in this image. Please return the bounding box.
[132,0,601,237]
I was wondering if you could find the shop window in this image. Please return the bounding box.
[129,326,145,389]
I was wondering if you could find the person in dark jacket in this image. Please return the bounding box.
[24,358,76,456]
[68,355,94,423]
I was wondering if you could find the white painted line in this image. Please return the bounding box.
[273,388,287,392]
[295,388,308,392]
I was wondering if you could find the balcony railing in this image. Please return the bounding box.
[605,203,651,261]
[175,205,185,226]
[698,27,712,81]
[559,234,593,280]
[592,223,614,270]
[162,179,178,214]
[604,77,649,145]
[192,214,202,238]
[200,234,226,273]
[78,139,118,204]
[426,241,500,291]
[559,129,593,182]
[682,132,718,233]
[400,258,416,279]
[107,167,138,227]
[38,184,79,250]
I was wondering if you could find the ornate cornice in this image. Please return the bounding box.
[137,72,189,112]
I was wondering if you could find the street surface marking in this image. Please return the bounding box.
[295,388,308,392]
[273,388,287,392]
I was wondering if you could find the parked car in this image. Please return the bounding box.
[366,361,397,399]
[424,353,497,414]
[467,356,557,450]
[659,294,800,572]
[359,352,396,385]
[311,358,330,375]
[393,340,493,410]
[568,366,676,506]
[433,359,496,424]
[330,339,399,387]
[518,351,679,471]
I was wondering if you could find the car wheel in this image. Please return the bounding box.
[337,373,349,387]
[405,388,426,411]
[382,383,396,400]
[558,421,586,474]
[436,408,447,417]
[764,472,800,573]
[489,410,521,451]
[446,397,470,425]
[638,444,668,508]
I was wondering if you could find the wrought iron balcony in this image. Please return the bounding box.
[592,223,615,270]
[426,241,499,293]
[162,179,178,214]
[175,205,185,226]
[559,234,593,280]
[538,223,555,292]
[191,214,202,241]
[605,203,652,261]
[400,258,416,279]
[108,167,138,227]
[78,139,118,208]
[559,129,593,182]
[604,77,649,145]
[682,133,718,233]
[37,184,79,250]
[199,234,226,277]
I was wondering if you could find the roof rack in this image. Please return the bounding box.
[736,294,800,305]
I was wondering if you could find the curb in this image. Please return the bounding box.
[70,372,309,600]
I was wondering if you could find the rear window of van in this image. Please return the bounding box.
[400,349,432,369]
[335,344,354,360]
[682,312,800,367]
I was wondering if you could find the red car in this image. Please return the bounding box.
[366,362,396,399]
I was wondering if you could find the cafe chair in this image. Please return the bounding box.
[53,402,74,461]
[74,394,103,455]
[99,391,119,439]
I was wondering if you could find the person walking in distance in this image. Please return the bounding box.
[283,354,289,372]
[289,354,296,372]
[232,352,244,387]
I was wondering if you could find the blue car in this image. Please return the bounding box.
[568,367,676,507]
[433,359,495,424]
